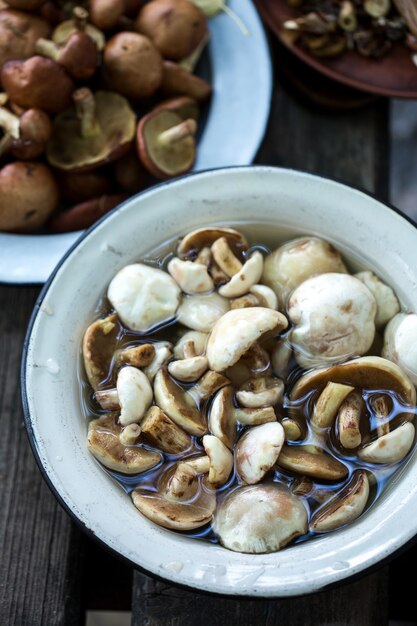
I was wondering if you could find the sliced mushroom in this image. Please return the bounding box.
[355,271,400,329]
[177,292,230,332]
[88,413,161,474]
[167,256,214,294]
[236,377,284,408]
[358,422,415,464]
[177,227,248,259]
[144,341,173,381]
[107,263,181,333]
[276,445,348,481]
[312,382,355,429]
[169,435,233,490]
[82,314,119,390]
[153,367,207,436]
[310,470,369,532]
[141,405,192,454]
[116,343,156,368]
[337,390,363,449]
[218,252,264,298]
[262,237,347,308]
[117,366,153,426]
[288,273,377,369]
[132,462,216,530]
[383,313,417,386]
[206,307,288,372]
[174,330,208,359]
[236,422,285,484]
[213,484,308,553]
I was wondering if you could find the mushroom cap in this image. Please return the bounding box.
[47,91,136,172]
[236,422,284,484]
[174,330,208,358]
[48,193,127,234]
[55,31,99,81]
[132,463,216,530]
[291,356,416,423]
[88,413,161,474]
[52,13,106,50]
[104,32,163,100]
[0,10,51,71]
[153,96,199,121]
[83,313,119,390]
[355,271,400,329]
[207,307,288,372]
[213,484,308,553]
[208,385,236,449]
[218,251,264,298]
[202,434,234,487]
[177,292,230,332]
[277,445,348,481]
[358,422,415,464]
[137,109,196,179]
[107,263,181,333]
[9,108,52,160]
[168,354,208,382]
[288,273,377,369]
[161,60,212,101]
[177,227,248,259]
[168,257,214,294]
[236,377,284,408]
[117,366,153,426]
[383,313,417,386]
[89,0,125,31]
[262,237,347,308]
[59,169,115,203]
[134,0,207,61]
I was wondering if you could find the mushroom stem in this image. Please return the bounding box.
[35,37,60,61]
[94,388,119,410]
[168,456,211,499]
[73,6,89,31]
[158,118,197,146]
[338,1,357,32]
[73,88,100,138]
[371,394,390,438]
[119,423,141,445]
[183,339,196,359]
[282,417,303,441]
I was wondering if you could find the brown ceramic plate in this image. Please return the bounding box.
[255,0,417,98]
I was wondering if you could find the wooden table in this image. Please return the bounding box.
[1,39,415,626]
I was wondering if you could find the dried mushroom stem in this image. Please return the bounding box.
[312,382,354,429]
[337,390,363,449]
[338,1,357,32]
[73,6,89,31]
[371,394,390,438]
[73,88,100,138]
[158,118,197,147]
[119,423,141,445]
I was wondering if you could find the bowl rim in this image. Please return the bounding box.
[21,165,417,597]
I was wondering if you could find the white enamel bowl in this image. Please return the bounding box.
[22,166,417,597]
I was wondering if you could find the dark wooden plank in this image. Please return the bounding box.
[132,48,390,625]
[0,286,85,626]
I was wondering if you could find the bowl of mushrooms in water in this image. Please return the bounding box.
[22,166,417,596]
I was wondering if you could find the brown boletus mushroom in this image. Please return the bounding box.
[59,169,115,203]
[113,150,150,193]
[36,32,98,80]
[137,109,197,179]
[161,60,212,101]
[82,313,119,390]
[0,161,59,232]
[48,193,128,233]
[0,106,52,160]
[47,88,136,172]
[52,6,105,51]
[89,0,125,31]
[135,0,207,61]
[213,483,308,553]
[2,56,74,114]
[153,96,199,121]
[0,10,51,74]
[104,32,163,100]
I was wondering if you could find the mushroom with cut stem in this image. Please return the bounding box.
[82,313,119,391]
[0,10,51,72]
[225,341,271,387]
[211,235,243,277]
[167,256,214,294]
[206,307,288,373]
[161,60,212,101]
[144,341,173,381]
[213,483,308,553]
[218,251,264,298]
[52,6,105,50]
[383,313,417,386]
[337,390,363,449]
[107,263,181,333]
[369,394,391,438]
[119,423,141,446]
[249,284,278,310]
[177,227,248,259]
[36,31,98,80]
[188,369,230,403]
[174,330,208,359]
[137,109,197,179]
[311,381,355,429]
[49,193,127,233]
[236,376,284,408]
[288,273,377,369]
[141,405,192,454]
[236,422,285,484]
[88,412,162,474]
[134,0,207,61]
[2,56,74,114]
[281,417,304,441]
[116,343,156,368]
[276,445,349,481]
[47,88,136,172]
[177,291,230,332]
[168,340,208,382]
[355,271,400,329]
[358,422,415,464]
[0,107,51,160]
[104,32,163,100]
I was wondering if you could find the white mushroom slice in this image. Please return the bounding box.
[213,484,308,553]
[355,271,400,329]
[83,314,119,390]
[141,406,192,454]
[144,341,173,381]
[310,470,369,533]
[219,252,264,298]
[168,355,208,382]
[358,422,414,464]
[249,284,278,310]
[119,423,141,446]
[262,237,347,308]
[167,257,214,294]
[383,313,417,386]
[211,236,243,277]
[107,263,181,332]
[207,307,288,373]
[117,366,153,426]
[271,339,292,378]
[88,413,161,474]
[154,367,207,436]
[174,331,208,359]
[236,422,285,484]
[117,343,155,368]
[177,227,248,258]
[288,273,377,369]
[337,390,363,449]
[177,292,230,332]
[94,388,119,410]
[277,445,348,481]
[236,377,284,408]
[312,382,354,429]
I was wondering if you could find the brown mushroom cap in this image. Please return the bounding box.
[132,463,216,530]
[1,56,74,114]
[113,150,150,193]
[89,0,125,31]
[137,109,196,179]
[177,227,248,259]
[49,193,127,233]
[59,169,115,203]
[135,0,207,61]
[82,314,119,390]
[47,89,136,172]
[0,10,51,74]
[161,60,212,101]
[153,96,199,121]
[213,484,308,553]
[88,413,162,474]
[36,32,98,81]
[0,107,52,160]
[52,7,106,51]
[0,161,59,232]
[104,32,163,100]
